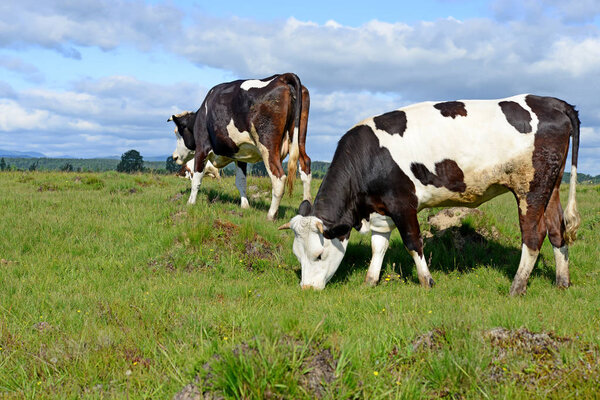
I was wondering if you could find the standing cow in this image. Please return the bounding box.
[175,158,220,180]
[170,73,311,220]
[280,95,580,296]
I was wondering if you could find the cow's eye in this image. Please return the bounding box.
[316,254,322,261]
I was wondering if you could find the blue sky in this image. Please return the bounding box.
[1,0,599,173]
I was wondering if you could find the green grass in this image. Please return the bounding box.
[0,171,599,399]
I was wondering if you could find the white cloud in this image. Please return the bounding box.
[0,99,57,131]
[0,1,599,173]
[529,38,600,78]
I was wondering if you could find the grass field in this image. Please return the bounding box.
[0,171,599,399]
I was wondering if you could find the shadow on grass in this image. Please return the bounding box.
[326,224,556,287]
[178,187,294,219]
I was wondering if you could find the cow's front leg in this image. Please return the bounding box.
[187,152,206,205]
[188,171,204,204]
[365,231,391,286]
[235,162,250,209]
[392,209,434,288]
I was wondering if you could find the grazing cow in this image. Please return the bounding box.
[176,158,220,180]
[169,73,312,220]
[279,95,580,295]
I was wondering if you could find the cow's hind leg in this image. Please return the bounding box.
[266,173,286,221]
[365,231,391,286]
[298,86,312,202]
[545,185,570,288]
[235,162,250,209]
[509,197,548,296]
[391,209,434,288]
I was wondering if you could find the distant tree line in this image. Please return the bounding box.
[3,153,596,183]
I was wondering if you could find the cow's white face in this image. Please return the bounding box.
[289,215,348,289]
[172,128,194,165]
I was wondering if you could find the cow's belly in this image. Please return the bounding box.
[414,150,535,210]
[207,143,263,168]
[233,143,263,163]
[417,183,509,210]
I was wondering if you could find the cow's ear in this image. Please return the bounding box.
[298,200,312,216]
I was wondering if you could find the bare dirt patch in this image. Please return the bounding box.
[33,321,53,332]
[171,210,187,224]
[212,219,238,241]
[300,348,337,398]
[424,207,501,248]
[412,328,448,352]
[122,347,152,369]
[428,208,482,231]
[483,327,600,391]
[485,327,570,357]
[173,338,338,400]
[170,192,184,202]
[243,234,275,272]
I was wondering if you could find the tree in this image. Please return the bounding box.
[60,162,74,172]
[116,150,144,173]
[165,156,180,173]
[0,158,5,171]
[28,160,39,171]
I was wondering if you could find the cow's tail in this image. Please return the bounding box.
[281,73,302,196]
[563,103,581,245]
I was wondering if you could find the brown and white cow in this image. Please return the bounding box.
[280,94,581,296]
[176,158,220,180]
[170,73,311,220]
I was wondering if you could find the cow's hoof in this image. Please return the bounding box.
[509,281,527,296]
[419,275,434,288]
[364,277,379,287]
[555,277,570,289]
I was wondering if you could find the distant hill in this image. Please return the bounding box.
[0,149,46,158]
[562,172,600,184]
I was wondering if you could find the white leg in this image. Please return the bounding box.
[235,164,250,209]
[267,175,286,221]
[509,244,540,296]
[409,250,435,288]
[300,170,312,202]
[365,231,391,286]
[553,245,570,288]
[187,171,204,204]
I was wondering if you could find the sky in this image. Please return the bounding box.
[0,0,599,173]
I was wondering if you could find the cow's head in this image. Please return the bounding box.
[279,201,348,289]
[168,111,196,165]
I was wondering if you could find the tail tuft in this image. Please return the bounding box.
[563,166,580,245]
[281,73,302,196]
[563,103,580,245]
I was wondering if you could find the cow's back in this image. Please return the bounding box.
[358,94,570,209]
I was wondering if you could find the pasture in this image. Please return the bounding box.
[0,171,598,399]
